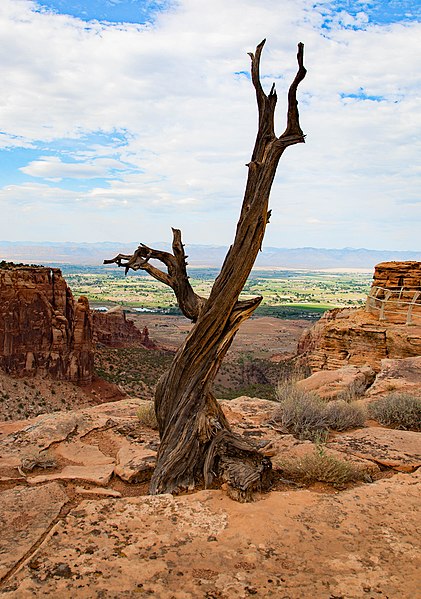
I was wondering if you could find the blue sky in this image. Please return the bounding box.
[34,0,173,24]
[34,0,421,26]
[0,0,420,250]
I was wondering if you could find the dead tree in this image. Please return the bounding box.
[105,40,306,501]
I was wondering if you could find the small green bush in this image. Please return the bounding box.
[272,383,365,441]
[137,403,159,430]
[368,393,421,431]
[278,446,365,487]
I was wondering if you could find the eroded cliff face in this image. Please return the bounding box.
[0,264,93,383]
[92,307,157,349]
[298,261,421,372]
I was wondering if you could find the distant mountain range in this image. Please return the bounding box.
[1,241,420,270]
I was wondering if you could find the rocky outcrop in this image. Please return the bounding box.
[0,264,93,383]
[92,306,156,348]
[298,261,421,372]
[371,260,421,290]
[367,355,421,397]
[0,396,420,598]
[296,365,376,399]
[366,261,421,325]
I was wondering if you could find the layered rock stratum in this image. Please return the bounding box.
[0,263,93,384]
[93,306,156,349]
[298,261,421,371]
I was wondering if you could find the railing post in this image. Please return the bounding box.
[379,290,392,321]
[406,291,421,325]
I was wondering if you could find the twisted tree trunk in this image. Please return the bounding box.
[105,40,306,501]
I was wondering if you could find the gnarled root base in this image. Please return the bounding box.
[204,430,273,502]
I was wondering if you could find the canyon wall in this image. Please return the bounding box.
[92,307,156,349]
[0,264,93,383]
[298,261,421,372]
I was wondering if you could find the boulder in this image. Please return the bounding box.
[114,441,157,483]
[296,365,375,399]
[367,356,421,397]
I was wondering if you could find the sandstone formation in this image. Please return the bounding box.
[92,306,156,348]
[366,261,421,325]
[298,261,421,372]
[0,263,93,384]
[296,365,376,399]
[0,396,420,598]
[371,260,421,291]
[366,355,421,397]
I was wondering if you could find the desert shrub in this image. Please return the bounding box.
[323,400,366,431]
[368,393,421,431]
[277,361,311,386]
[276,379,318,404]
[272,384,365,441]
[272,385,330,441]
[336,379,367,403]
[278,446,365,487]
[137,403,159,430]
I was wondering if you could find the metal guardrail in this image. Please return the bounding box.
[366,286,421,325]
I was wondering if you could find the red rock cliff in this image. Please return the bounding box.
[298,261,421,372]
[0,264,94,383]
[92,306,156,349]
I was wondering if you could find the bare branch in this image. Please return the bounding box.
[104,247,173,285]
[104,231,206,322]
[248,39,267,112]
[249,39,277,162]
[278,42,307,144]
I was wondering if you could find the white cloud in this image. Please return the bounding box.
[20,155,129,179]
[0,0,420,249]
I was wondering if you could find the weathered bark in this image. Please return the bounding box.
[105,40,306,501]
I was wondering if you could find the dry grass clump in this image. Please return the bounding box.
[278,446,365,487]
[368,393,421,431]
[336,379,367,403]
[323,400,366,432]
[137,402,159,430]
[272,382,365,441]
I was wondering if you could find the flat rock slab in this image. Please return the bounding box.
[74,486,122,498]
[220,396,276,427]
[0,397,147,455]
[114,442,156,483]
[270,435,380,476]
[328,427,421,471]
[6,473,421,598]
[27,463,115,486]
[54,441,115,467]
[0,483,67,581]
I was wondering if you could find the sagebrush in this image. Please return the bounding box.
[368,393,421,431]
[278,446,366,487]
[137,403,159,430]
[272,382,365,441]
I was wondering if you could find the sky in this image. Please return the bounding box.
[0,0,420,250]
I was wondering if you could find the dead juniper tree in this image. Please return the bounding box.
[105,40,306,501]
